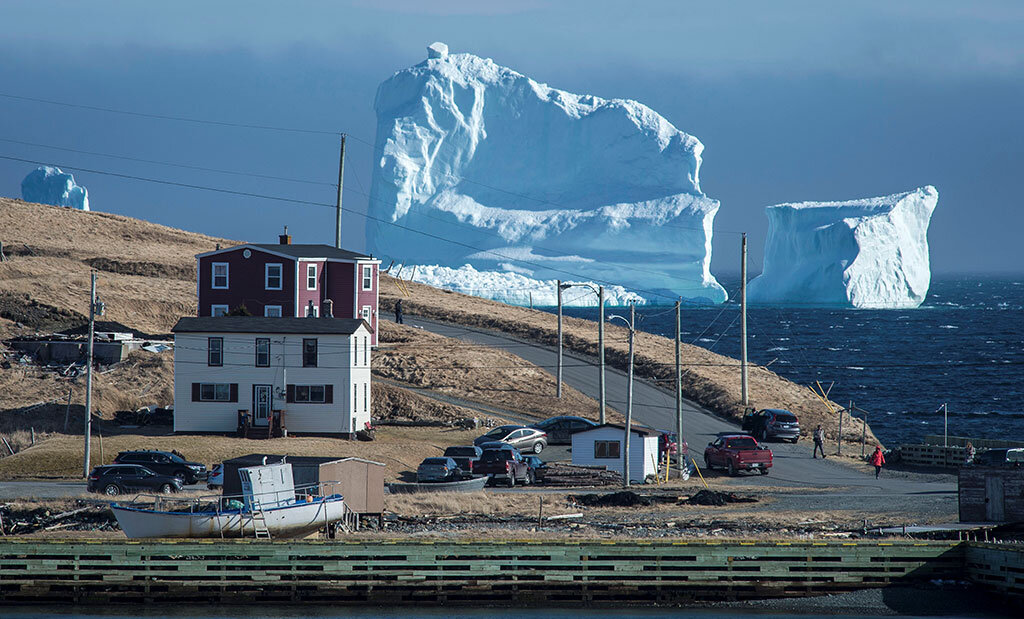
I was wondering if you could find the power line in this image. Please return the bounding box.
[0,137,336,187]
[0,92,339,136]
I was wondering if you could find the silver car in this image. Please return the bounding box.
[416,457,462,483]
[473,425,548,454]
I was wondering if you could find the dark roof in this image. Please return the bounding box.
[577,423,661,437]
[172,316,369,335]
[250,244,373,261]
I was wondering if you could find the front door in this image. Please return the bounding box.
[986,476,1005,521]
[253,385,272,427]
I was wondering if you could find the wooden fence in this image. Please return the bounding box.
[965,542,1024,602]
[900,444,970,468]
[0,539,964,604]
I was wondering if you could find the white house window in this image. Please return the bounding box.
[200,383,231,401]
[302,338,318,367]
[207,337,223,367]
[294,385,326,403]
[211,304,229,317]
[255,338,270,367]
[595,440,621,459]
[363,382,368,412]
[361,265,373,290]
[361,305,372,322]
[265,263,283,290]
[264,305,282,317]
[354,336,359,366]
[363,336,368,366]
[306,264,317,290]
[212,263,229,289]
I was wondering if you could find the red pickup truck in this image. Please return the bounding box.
[703,434,772,476]
[475,447,532,486]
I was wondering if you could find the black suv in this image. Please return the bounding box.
[88,464,183,496]
[113,450,208,484]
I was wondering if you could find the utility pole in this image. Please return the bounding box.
[608,305,636,487]
[675,299,683,473]
[740,233,749,406]
[598,285,605,425]
[83,272,102,478]
[335,134,346,249]
[943,403,948,447]
[556,280,563,398]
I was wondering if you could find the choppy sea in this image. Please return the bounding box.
[556,275,1024,447]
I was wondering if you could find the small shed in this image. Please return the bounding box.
[959,466,1024,522]
[221,454,384,516]
[571,424,660,483]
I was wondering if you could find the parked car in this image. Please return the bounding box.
[529,416,599,445]
[522,455,548,483]
[703,434,773,476]
[416,457,463,483]
[443,445,484,477]
[206,464,224,490]
[975,448,1024,468]
[113,450,208,484]
[475,447,532,486]
[741,409,801,443]
[473,425,548,454]
[87,464,183,496]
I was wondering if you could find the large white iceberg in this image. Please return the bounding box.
[403,264,647,307]
[21,166,90,211]
[367,43,726,305]
[748,186,938,309]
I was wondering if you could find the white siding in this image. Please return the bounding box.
[571,427,658,482]
[173,325,371,435]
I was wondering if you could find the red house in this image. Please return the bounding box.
[195,232,381,345]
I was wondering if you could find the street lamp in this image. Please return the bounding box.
[557,282,606,424]
[608,304,635,487]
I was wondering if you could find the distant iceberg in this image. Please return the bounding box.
[21,166,90,211]
[367,43,726,306]
[402,264,647,307]
[748,186,938,309]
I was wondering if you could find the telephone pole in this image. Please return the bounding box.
[83,272,102,477]
[556,280,563,398]
[675,299,684,473]
[335,134,346,249]
[597,285,605,424]
[740,233,749,407]
[609,306,636,487]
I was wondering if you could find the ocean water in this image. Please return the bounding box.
[557,275,1024,447]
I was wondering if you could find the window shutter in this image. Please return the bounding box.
[229,384,238,403]
[325,384,333,404]
[286,384,295,403]
[192,383,200,402]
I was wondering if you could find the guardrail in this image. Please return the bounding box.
[0,539,962,604]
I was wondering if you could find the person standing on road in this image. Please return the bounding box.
[871,445,886,478]
[394,299,404,324]
[813,424,826,459]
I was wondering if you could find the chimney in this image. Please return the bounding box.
[307,300,315,318]
[323,299,334,318]
[279,225,291,245]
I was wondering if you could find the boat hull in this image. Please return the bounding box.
[111,497,346,539]
[387,476,490,494]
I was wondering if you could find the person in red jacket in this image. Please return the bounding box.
[871,445,886,479]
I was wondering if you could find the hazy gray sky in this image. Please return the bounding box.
[1,1,1021,274]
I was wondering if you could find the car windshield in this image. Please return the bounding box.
[167,453,186,463]
[484,426,517,438]
[481,450,513,462]
[444,447,478,457]
[729,438,758,449]
[422,458,448,465]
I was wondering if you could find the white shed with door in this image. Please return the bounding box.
[571,424,660,483]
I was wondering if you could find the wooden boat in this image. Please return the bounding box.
[387,475,489,494]
[111,462,354,539]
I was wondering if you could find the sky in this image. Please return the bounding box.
[0,0,1022,276]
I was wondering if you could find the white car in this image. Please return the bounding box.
[206,464,224,489]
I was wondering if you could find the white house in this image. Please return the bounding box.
[171,316,372,437]
[571,424,660,483]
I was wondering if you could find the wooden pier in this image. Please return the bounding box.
[2,538,1004,604]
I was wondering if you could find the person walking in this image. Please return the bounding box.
[394,299,404,324]
[813,424,826,459]
[870,445,885,479]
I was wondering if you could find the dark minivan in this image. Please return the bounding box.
[114,450,208,484]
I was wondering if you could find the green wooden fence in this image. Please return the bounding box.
[0,539,967,604]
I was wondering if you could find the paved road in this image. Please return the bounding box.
[398,315,956,501]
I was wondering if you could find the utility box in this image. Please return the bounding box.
[958,466,1024,522]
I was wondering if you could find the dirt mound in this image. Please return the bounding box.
[84,257,193,281]
[683,489,758,506]
[0,292,85,333]
[572,491,654,507]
